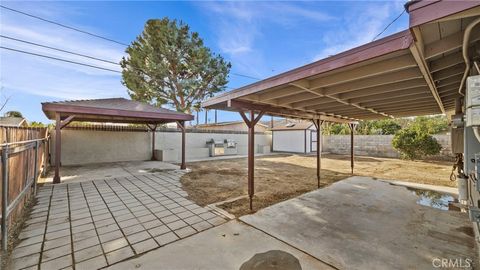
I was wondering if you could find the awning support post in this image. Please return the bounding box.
[312,119,324,188]
[53,113,75,184]
[147,124,158,161]
[176,121,186,170]
[239,110,264,211]
[348,122,357,175]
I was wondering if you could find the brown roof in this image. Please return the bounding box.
[42,98,194,124]
[0,117,27,127]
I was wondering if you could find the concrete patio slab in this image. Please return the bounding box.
[6,169,228,270]
[107,220,334,270]
[240,176,476,269]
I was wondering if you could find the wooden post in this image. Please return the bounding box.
[147,124,157,160]
[348,123,357,175]
[177,121,186,170]
[215,110,218,124]
[239,110,264,211]
[53,113,61,184]
[313,119,324,188]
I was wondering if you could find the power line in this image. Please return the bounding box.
[0,46,122,73]
[372,9,406,42]
[0,4,129,46]
[231,72,261,81]
[0,35,119,65]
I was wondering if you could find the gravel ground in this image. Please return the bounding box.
[180,154,454,216]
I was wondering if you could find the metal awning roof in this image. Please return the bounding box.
[203,0,480,123]
[42,98,194,124]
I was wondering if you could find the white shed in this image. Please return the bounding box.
[271,122,317,153]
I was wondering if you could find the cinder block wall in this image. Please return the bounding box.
[322,135,452,159]
[52,128,272,165]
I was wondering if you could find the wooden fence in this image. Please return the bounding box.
[0,127,50,252]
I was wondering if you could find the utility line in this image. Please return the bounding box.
[371,9,406,42]
[0,46,122,73]
[0,35,119,65]
[0,4,129,46]
[1,5,261,81]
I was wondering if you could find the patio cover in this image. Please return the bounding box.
[202,0,480,210]
[42,98,194,183]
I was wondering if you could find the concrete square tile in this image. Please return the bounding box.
[16,235,44,248]
[42,243,72,262]
[198,211,217,220]
[96,223,120,235]
[184,215,203,225]
[73,236,100,251]
[9,253,40,269]
[191,221,213,232]
[75,255,107,270]
[126,231,151,244]
[44,235,71,250]
[207,216,226,226]
[174,226,196,238]
[147,225,170,237]
[154,232,179,246]
[137,214,156,223]
[132,239,158,254]
[40,254,72,270]
[74,244,103,263]
[166,220,188,231]
[72,229,97,242]
[12,242,42,259]
[102,237,129,253]
[99,230,123,243]
[142,219,163,230]
[121,224,145,236]
[160,215,179,224]
[105,246,134,265]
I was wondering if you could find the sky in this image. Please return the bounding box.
[0,0,409,125]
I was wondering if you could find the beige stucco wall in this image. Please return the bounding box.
[52,129,272,165]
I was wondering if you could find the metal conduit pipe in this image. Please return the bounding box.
[459,17,480,96]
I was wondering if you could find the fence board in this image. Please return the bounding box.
[0,127,49,247]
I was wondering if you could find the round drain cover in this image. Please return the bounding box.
[239,250,302,270]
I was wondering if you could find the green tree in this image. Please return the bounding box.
[121,18,231,113]
[29,121,45,127]
[392,129,442,160]
[409,116,448,134]
[373,119,402,135]
[4,111,23,117]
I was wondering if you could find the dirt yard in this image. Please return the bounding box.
[180,154,455,216]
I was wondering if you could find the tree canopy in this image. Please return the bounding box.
[4,111,23,118]
[121,18,231,113]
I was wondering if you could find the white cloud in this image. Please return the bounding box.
[313,1,406,61]
[198,2,334,78]
[0,6,128,100]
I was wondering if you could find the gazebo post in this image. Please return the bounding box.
[348,122,357,175]
[53,113,75,184]
[53,113,61,184]
[239,110,264,211]
[147,124,158,160]
[177,121,186,170]
[312,119,324,188]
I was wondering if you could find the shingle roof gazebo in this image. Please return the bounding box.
[42,98,194,183]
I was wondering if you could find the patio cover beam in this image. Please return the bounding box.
[239,110,264,211]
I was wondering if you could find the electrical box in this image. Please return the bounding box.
[466,75,480,127]
[467,75,480,108]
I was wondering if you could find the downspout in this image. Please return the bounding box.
[458,17,480,96]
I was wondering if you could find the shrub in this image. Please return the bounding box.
[392,129,442,160]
